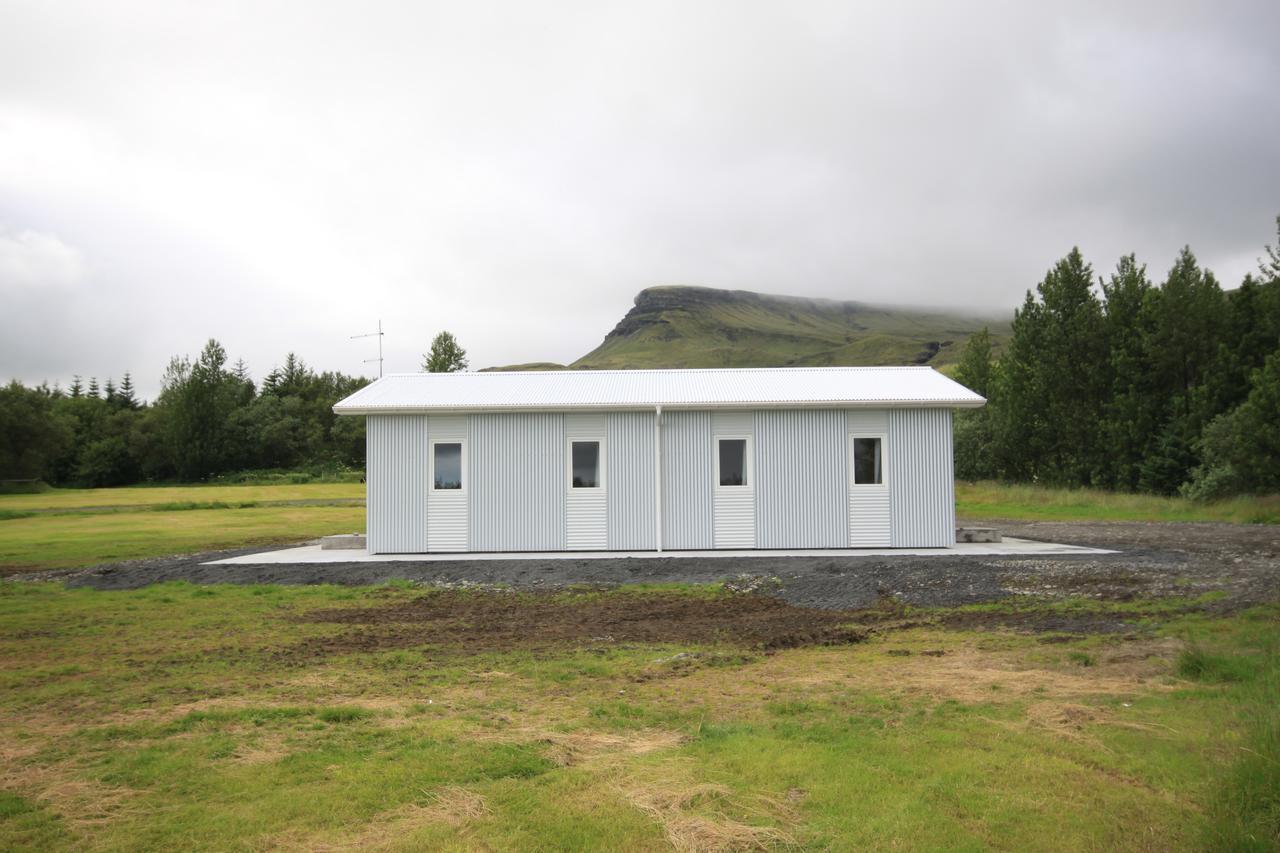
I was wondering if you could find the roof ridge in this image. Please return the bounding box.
[382,365,936,378]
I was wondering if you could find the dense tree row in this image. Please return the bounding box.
[0,341,369,486]
[955,216,1280,498]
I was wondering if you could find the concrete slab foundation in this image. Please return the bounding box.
[205,537,1114,565]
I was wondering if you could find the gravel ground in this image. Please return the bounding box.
[18,518,1279,613]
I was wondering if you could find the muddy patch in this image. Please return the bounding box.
[289,591,869,658]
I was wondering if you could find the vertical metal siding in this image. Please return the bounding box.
[425,416,468,552]
[889,408,955,547]
[365,414,428,553]
[754,410,848,548]
[606,412,656,550]
[564,414,607,549]
[847,409,891,547]
[469,413,566,551]
[661,411,714,549]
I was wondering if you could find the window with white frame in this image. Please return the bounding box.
[716,437,750,487]
[432,441,464,490]
[850,435,884,486]
[570,440,601,488]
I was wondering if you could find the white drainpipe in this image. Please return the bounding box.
[654,405,663,552]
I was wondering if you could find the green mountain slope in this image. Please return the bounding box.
[566,286,1008,370]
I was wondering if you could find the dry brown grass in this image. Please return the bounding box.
[277,787,491,851]
[618,765,798,852]
[539,728,686,767]
[0,746,140,832]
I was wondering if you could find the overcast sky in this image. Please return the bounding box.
[2,1,1278,397]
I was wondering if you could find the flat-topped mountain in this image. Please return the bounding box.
[485,286,1006,371]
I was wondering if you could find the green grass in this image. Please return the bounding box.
[0,581,1274,849]
[958,481,1280,524]
[0,504,363,571]
[0,483,367,571]
[0,483,363,512]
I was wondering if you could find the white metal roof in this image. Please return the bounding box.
[333,367,985,414]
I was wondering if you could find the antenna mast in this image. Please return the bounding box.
[350,319,384,378]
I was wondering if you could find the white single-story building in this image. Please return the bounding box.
[332,367,985,554]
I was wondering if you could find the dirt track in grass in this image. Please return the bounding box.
[288,591,872,657]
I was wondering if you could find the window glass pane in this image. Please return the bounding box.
[433,442,462,489]
[853,437,882,485]
[571,441,600,488]
[719,439,747,486]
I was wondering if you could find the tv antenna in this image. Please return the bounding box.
[351,319,385,378]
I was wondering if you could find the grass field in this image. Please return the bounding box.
[0,484,365,572]
[0,582,1274,850]
[1,480,1277,573]
[958,481,1280,525]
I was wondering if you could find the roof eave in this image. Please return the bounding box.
[333,398,986,416]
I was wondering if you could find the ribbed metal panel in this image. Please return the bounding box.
[365,414,428,554]
[889,408,955,547]
[848,409,889,434]
[469,413,566,551]
[754,410,848,548]
[848,489,891,546]
[713,489,755,548]
[606,412,656,550]
[661,411,714,550]
[426,416,468,552]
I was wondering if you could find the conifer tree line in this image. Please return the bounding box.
[954,215,1280,498]
[0,341,370,486]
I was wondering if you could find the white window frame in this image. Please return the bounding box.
[430,439,467,493]
[849,433,888,489]
[714,434,753,490]
[567,438,606,490]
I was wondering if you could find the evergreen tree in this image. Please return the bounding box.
[952,328,997,480]
[1099,255,1156,490]
[104,378,117,404]
[953,328,993,397]
[118,373,138,409]
[69,376,83,398]
[1138,247,1226,492]
[88,377,101,399]
[422,331,468,373]
[1185,350,1280,498]
[993,248,1108,486]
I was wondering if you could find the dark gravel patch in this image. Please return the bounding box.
[16,519,1280,614]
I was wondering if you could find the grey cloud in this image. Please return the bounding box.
[1,0,1277,398]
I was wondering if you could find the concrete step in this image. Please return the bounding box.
[956,527,1001,543]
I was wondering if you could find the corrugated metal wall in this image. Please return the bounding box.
[888,408,955,547]
[365,414,428,553]
[468,413,566,551]
[564,414,607,550]
[847,410,891,547]
[661,411,714,549]
[753,410,848,548]
[364,406,958,553]
[606,412,656,550]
